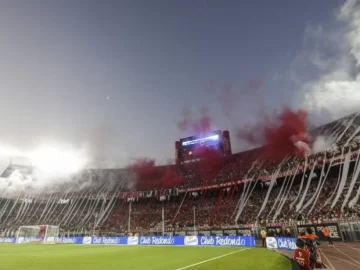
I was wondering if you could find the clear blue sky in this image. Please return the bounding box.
[0,0,346,167]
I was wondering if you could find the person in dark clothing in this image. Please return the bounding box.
[299,228,324,268]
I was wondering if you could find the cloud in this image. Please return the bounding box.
[292,0,360,124]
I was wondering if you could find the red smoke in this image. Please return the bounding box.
[211,79,263,118]
[196,147,225,183]
[248,79,263,90]
[127,159,184,190]
[217,83,239,117]
[237,108,311,161]
[177,106,226,183]
[178,107,212,134]
[158,168,184,188]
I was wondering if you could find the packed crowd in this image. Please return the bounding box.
[100,168,360,235]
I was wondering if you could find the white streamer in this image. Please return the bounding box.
[300,154,327,213]
[331,152,351,209]
[336,113,359,143]
[307,155,335,216]
[234,160,261,222]
[342,149,360,210]
[290,157,308,209]
[348,183,360,208]
[273,163,300,221]
[267,174,291,219]
[257,166,282,218]
[296,162,316,212]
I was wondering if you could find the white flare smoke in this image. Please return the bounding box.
[311,135,334,154]
[0,143,89,194]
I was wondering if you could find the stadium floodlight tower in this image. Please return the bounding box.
[16,225,59,244]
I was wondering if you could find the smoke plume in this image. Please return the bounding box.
[127,158,184,190]
[178,107,213,135]
[294,0,360,123]
[236,108,311,161]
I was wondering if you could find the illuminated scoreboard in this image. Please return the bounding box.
[175,130,232,163]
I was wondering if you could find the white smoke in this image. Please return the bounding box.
[0,143,90,195]
[82,125,117,169]
[311,135,334,154]
[294,0,360,122]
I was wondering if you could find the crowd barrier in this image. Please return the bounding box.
[0,236,256,247]
[266,237,297,250]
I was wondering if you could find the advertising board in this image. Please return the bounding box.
[3,236,256,247]
[266,237,297,250]
[296,223,342,241]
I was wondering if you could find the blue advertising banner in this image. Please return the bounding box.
[0,237,16,243]
[138,236,183,246]
[55,237,83,244]
[18,237,43,243]
[197,236,255,247]
[3,236,256,247]
[266,237,297,250]
[91,237,128,245]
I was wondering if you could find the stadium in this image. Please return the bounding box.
[1,112,360,270]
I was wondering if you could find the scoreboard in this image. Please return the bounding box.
[175,130,232,163]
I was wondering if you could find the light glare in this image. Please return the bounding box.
[28,145,87,176]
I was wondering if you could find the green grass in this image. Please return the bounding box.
[0,245,291,270]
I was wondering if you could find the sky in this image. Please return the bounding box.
[0,0,359,168]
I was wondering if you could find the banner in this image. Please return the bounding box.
[16,237,84,244]
[236,228,252,236]
[0,237,16,243]
[91,237,127,245]
[190,229,252,236]
[210,230,223,236]
[198,230,211,236]
[55,237,83,244]
[138,236,180,245]
[223,229,237,236]
[4,236,256,247]
[17,237,43,243]
[296,223,342,241]
[198,236,255,247]
[266,237,297,250]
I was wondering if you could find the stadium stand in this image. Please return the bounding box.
[0,112,360,238]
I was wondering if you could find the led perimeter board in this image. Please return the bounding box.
[175,130,232,163]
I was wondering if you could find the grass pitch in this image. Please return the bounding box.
[0,245,291,270]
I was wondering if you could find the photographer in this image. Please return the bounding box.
[299,228,323,268]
